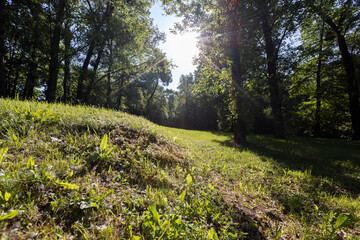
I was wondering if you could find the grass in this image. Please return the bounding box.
[0,98,359,239]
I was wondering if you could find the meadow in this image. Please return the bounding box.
[0,99,359,239]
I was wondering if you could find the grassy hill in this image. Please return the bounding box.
[0,99,359,239]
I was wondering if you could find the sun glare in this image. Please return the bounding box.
[164,31,200,69]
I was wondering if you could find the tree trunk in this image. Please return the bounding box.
[116,77,126,110]
[76,3,113,103]
[46,0,66,102]
[260,4,285,139]
[106,39,113,108]
[23,51,37,99]
[228,15,248,145]
[314,5,360,140]
[23,5,40,100]
[63,19,71,103]
[11,68,19,98]
[314,21,324,137]
[76,40,96,102]
[0,0,7,97]
[146,78,159,116]
[335,33,360,140]
[84,46,104,104]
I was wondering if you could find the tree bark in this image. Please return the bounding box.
[312,3,360,140]
[146,78,159,116]
[23,48,37,99]
[0,0,7,97]
[76,40,96,102]
[336,33,360,140]
[63,19,71,103]
[315,21,324,137]
[84,45,104,104]
[116,77,126,110]
[23,3,40,100]
[76,2,114,103]
[228,11,248,145]
[46,0,66,102]
[106,39,113,108]
[260,3,285,139]
[11,68,19,98]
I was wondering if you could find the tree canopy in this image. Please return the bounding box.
[0,0,359,140]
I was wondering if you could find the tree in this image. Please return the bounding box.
[307,0,360,140]
[46,0,67,102]
[21,0,43,99]
[0,0,7,97]
[76,1,114,103]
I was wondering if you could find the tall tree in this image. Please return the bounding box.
[257,0,284,138]
[314,20,325,137]
[76,1,114,102]
[62,15,72,103]
[22,0,42,99]
[0,0,7,97]
[47,0,67,102]
[307,0,360,140]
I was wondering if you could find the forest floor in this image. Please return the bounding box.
[0,98,359,239]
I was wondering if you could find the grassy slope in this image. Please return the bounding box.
[0,99,359,239]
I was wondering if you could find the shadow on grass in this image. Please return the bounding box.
[215,134,360,195]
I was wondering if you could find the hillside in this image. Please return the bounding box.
[0,99,359,239]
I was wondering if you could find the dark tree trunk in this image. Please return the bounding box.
[23,4,40,100]
[106,39,113,108]
[0,0,7,97]
[11,68,19,98]
[84,46,104,104]
[260,5,285,139]
[23,52,37,99]
[315,22,324,137]
[76,3,113,103]
[46,0,66,102]
[146,78,159,116]
[314,5,360,140]
[63,20,71,103]
[336,33,360,140]
[76,40,96,102]
[116,77,126,110]
[228,14,248,145]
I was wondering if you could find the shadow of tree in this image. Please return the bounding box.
[246,135,360,195]
[214,134,360,195]
[210,134,360,235]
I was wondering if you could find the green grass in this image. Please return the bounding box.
[0,98,359,239]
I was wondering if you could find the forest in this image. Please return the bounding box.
[0,0,359,142]
[0,1,360,239]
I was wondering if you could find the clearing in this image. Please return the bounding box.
[0,99,359,239]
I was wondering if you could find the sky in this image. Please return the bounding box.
[150,2,199,90]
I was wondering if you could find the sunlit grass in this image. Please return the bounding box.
[0,98,359,239]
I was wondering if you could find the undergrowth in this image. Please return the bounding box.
[0,98,359,239]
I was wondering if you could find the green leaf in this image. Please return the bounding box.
[186,174,193,186]
[208,183,214,191]
[180,190,186,203]
[55,180,79,190]
[160,220,169,229]
[106,146,116,156]
[12,134,17,141]
[208,228,215,240]
[4,192,11,202]
[148,205,160,224]
[0,210,19,221]
[333,213,354,231]
[0,147,8,161]
[100,134,108,153]
[27,156,35,170]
